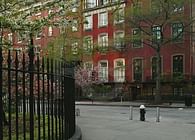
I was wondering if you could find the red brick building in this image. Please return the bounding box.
[3,0,194,100]
[81,0,194,100]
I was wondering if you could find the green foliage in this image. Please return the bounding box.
[0,0,77,39]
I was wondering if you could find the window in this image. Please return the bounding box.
[152,25,162,44]
[83,36,93,52]
[172,23,183,42]
[84,61,93,79]
[114,59,125,82]
[36,30,42,39]
[72,19,78,32]
[114,31,125,49]
[72,0,79,12]
[133,58,142,81]
[173,55,183,77]
[114,8,124,24]
[132,28,142,48]
[8,33,13,43]
[98,61,108,82]
[112,0,120,3]
[98,33,108,51]
[132,1,142,16]
[151,0,162,14]
[85,0,96,9]
[173,88,183,96]
[17,32,26,43]
[84,62,93,70]
[71,42,78,55]
[84,15,92,30]
[99,0,109,6]
[48,26,53,36]
[34,45,40,54]
[99,12,108,27]
[172,2,184,13]
[48,9,55,17]
[151,57,162,80]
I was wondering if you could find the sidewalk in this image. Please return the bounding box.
[76,101,195,108]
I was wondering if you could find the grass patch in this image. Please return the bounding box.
[3,113,63,140]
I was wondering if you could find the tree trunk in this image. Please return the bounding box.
[155,48,162,104]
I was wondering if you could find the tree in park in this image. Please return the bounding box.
[118,0,194,103]
[75,65,100,98]
[0,0,78,134]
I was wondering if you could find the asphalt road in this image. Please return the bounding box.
[76,105,195,140]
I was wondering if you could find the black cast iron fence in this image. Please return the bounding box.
[0,50,75,140]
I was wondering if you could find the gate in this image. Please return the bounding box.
[0,49,75,140]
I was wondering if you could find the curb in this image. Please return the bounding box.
[76,103,195,109]
[68,125,82,140]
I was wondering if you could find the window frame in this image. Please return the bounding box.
[152,25,162,44]
[84,15,93,30]
[98,60,108,82]
[84,0,97,9]
[114,58,125,82]
[132,28,142,48]
[172,55,184,77]
[83,36,93,53]
[133,58,143,82]
[114,8,125,24]
[98,33,108,51]
[151,56,163,80]
[114,31,125,49]
[98,12,108,27]
[172,22,184,42]
[71,42,78,55]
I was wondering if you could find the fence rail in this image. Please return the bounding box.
[0,50,75,140]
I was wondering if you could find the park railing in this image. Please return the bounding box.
[0,49,75,140]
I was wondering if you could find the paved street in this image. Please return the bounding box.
[76,105,195,140]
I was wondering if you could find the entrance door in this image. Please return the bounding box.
[131,87,141,100]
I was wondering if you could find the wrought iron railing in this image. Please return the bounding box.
[0,50,75,140]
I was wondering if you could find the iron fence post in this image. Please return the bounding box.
[29,33,35,140]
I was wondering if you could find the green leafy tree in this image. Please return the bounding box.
[0,0,77,137]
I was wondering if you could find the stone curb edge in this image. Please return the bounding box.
[76,103,195,109]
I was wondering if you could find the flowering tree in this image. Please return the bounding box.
[75,66,100,98]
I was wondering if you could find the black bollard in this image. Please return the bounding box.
[140,105,146,121]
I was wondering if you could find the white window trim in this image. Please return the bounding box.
[114,8,125,24]
[17,32,22,43]
[84,61,93,70]
[71,42,78,55]
[150,56,163,79]
[84,15,93,30]
[48,26,53,36]
[84,0,97,9]
[132,28,143,48]
[114,58,125,82]
[132,57,143,82]
[98,60,108,82]
[98,12,108,27]
[83,36,93,51]
[171,54,185,74]
[72,19,78,32]
[36,31,42,40]
[114,31,124,48]
[98,33,108,48]
[8,33,13,42]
